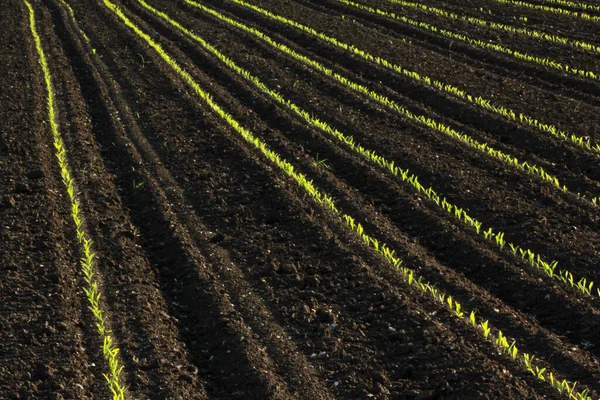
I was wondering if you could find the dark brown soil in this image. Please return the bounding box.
[2,0,600,398]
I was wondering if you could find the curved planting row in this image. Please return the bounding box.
[57,0,91,42]
[333,0,600,81]
[386,0,600,54]
[96,1,598,398]
[135,0,599,302]
[494,0,600,21]
[24,1,126,398]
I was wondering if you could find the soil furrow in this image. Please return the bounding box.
[0,1,94,396]
[4,0,600,397]
[163,0,600,293]
[43,0,217,397]
[238,0,600,143]
[192,0,600,201]
[288,0,600,104]
[307,0,600,93]
[104,0,600,394]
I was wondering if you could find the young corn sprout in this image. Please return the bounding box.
[536,366,547,380]
[454,302,463,318]
[523,353,534,373]
[494,232,505,249]
[509,342,518,359]
[577,278,593,295]
[480,320,491,338]
[483,228,494,239]
[496,331,508,348]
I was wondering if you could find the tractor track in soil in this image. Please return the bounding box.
[2,0,600,398]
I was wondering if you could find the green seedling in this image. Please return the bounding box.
[469,311,476,326]
[313,153,330,169]
[480,320,491,338]
[133,179,145,191]
[523,353,534,373]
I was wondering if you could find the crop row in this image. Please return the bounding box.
[96,1,597,397]
[52,0,600,397]
[25,0,125,398]
[137,0,600,303]
[57,0,92,43]
[495,0,600,22]
[221,0,600,195]
[532,0,600,11]
[386,0,600,54]
[334,0,600,81]
[188,0,596,207]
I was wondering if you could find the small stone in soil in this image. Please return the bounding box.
[1,196,16,208]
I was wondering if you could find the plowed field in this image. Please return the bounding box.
[2,0,600,398]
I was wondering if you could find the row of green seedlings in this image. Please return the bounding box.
[137,0,599,300]
[334,0,600,81]
[532,0,600,12]
[188,0,600,208]
[58,0,91,42]
[25,1,125,398]
[475,5,526,19]
[387,0,600,54]
[476,7,532,24]
[183,0,576,199]
[221,0,600,197]
[59,0,100,55]
[98,3,596,398]
[495,0,600,22]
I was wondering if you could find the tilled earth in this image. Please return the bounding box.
[2,0,600,399]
